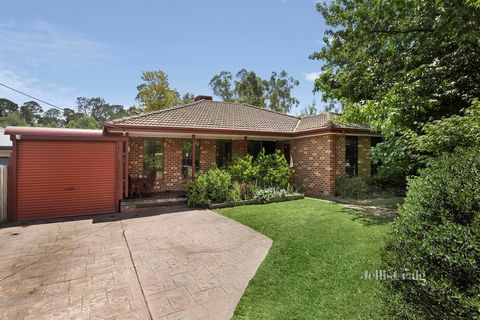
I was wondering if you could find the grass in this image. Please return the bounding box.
[345,196,404,210]
[216,198,393,320]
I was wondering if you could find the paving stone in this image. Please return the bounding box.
[0,208,272,320]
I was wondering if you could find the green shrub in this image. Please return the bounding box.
[336,176,376,199]
[256,150,292,189]
[227,154,258,183]
[382,147,480,319]
[187,168,232,207]
[229,181,242,202]
[253,188,288,203]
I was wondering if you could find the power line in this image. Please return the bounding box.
[0,82,65,111]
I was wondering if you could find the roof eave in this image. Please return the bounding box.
[104,123,373,138]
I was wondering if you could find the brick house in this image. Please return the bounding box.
[5,96,379,220]
[105,96,378,197]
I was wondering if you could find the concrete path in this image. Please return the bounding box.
[0,207,272,320]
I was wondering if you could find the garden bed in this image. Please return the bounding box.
[208,193,304,209]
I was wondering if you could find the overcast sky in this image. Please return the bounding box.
[0,0,327,115]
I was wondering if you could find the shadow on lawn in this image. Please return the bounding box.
[341,207,396,226]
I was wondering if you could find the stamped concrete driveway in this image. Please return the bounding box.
[0,207,272,320]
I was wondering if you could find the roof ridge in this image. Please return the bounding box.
[239,102,301,120]
[108,100,204,124]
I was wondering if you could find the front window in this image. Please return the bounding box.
[248,141,276,158]
[216,140,232,168]
[143,139,164,179]
[182,139,200,178]
[345,136,358,177]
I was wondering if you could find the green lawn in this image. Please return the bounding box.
[216,198,393,320]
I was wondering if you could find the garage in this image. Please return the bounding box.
[6,127,126,221]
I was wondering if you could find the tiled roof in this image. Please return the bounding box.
[108,100,368,134]
[0,128,13,149]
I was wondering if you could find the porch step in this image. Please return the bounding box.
[121,196,187,213]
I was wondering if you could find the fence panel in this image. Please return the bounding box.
[0,165,7,222]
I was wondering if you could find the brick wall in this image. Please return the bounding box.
[232,140,247,158]
[164,138,184,191]
[128,137,144,177]
[357,136,371,176]
[199,139,217,172]
[291,135,335,196]
[335,135,346,180]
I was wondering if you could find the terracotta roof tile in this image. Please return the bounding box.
[108,100,368,134]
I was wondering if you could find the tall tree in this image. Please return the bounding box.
[181,93,195,104]
[66,116,100,129]
[311,0,480,176]
[234,69,267,108]
[298,100,318,117]
[39,108,63,127]
[136,70,180,112]
[0,111,28,127]
[267,71,300,113]
[19,101,43,126]
[0,98,18,117]
[209,71,235,102]
[76,97,105,116]
[63,108,83,124]
[209,69,300,113]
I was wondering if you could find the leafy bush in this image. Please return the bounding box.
[382,147,480,319]
[336,176,376,199]
[229,151,292,189]
[229,181,242,202]
[187,168,232,207]
[227,155,258,183]
[256,150,292,189]
[253,188,288,203]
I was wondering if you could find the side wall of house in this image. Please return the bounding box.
[358,136,371,176]
[232,140,247,158]
[290,135,335,196]
[199,139,216,172]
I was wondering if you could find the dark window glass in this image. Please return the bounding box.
[182,139,200,178]
[370,137,383,175]
[345,136,358,177]
[283,143,291,165]
[216,140,232,168]
[143,140,164,179]
[248,141,276,158]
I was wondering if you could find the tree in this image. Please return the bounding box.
[0,111,28,127]
[39,108,63,127]
[91,103,127,124]
[0,98,18,117]
[209,71,235,102]
[298,100,318,117]
[266,71,300,113]
[76,97,105,116]
[180,93,195,105]
[234,69,267,108]
[382,147,480,319]
[19,101,43,125]
[136,70,180,112]
[66,116,100,129]
[63,108,83,124]
[311,0,480,177]
[209,69,300,112]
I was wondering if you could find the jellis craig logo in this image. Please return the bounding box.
[362,269,426,282]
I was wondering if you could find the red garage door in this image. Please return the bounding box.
[16,140,118,220]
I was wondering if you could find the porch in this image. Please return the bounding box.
[126,135,291,195]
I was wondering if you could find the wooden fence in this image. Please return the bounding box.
[0,165,7,222]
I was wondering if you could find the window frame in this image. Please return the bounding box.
[181,139,200,178]
[345,136,358,177]
[216,140,232,168]
[143,139,164,179]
